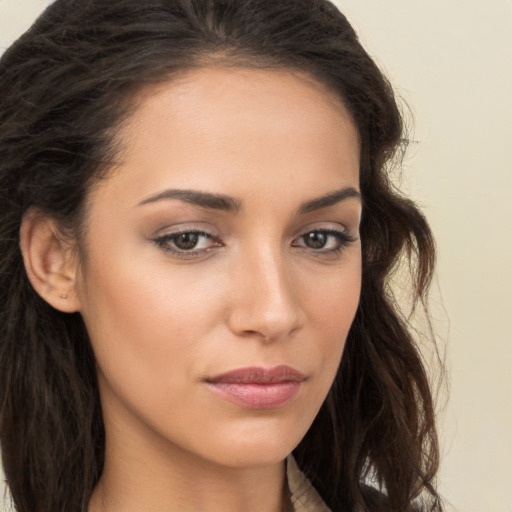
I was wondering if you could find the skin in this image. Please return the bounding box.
[23,67,362,512]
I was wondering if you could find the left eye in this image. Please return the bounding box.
[294,229,353,251]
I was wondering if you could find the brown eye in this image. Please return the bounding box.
[173,232,200,250]
[153,230,220,255]
[294,229,356,253]
[303,231,328,249]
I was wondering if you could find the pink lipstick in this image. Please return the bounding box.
[205,366,305,409]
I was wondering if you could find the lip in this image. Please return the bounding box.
[205,365,306,409]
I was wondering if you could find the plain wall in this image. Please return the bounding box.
[1,1,511,511]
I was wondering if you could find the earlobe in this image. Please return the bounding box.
[19,207,81,313]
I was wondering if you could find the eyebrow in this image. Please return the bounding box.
[138,189,241,212]
[138,186,360,213]
[297,187,361,214]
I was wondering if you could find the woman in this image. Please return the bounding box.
[0,0,442,511]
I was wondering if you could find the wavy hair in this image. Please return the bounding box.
[0,1,442,510]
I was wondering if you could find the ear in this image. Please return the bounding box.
[20,207,81,313]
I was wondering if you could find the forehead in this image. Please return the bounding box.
[129,66,353,121]
[95,67,360,208]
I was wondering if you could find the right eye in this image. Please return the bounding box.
[152,229,222,256]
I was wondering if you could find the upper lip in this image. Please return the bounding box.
[206,365,306,384]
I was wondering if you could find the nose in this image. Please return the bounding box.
[226,246,305,343]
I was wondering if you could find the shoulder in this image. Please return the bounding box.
[361,485,422,512]
[287,457,422,512]
[360,485,389,511]
[287,455,331,511]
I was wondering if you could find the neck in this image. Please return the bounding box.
[89,419,290,512]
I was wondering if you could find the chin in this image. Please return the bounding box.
[193,416,308,469]
[208,445,292,469]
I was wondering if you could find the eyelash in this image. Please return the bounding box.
[152,227,356,258]
[292,229,357,255]
[152,229,222,258]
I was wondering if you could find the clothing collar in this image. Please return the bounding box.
[287,456,332,512]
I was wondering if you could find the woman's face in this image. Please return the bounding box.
[75,68,362,469]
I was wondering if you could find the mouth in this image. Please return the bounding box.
[205,365,306,409]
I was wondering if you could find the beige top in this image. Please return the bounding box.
[287,456,332,512]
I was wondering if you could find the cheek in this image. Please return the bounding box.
[76,252,229,448]
[307,254,361,332]
[299,253,362,385]
[79,256,221,360]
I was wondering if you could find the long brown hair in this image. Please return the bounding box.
[0,1,442,510]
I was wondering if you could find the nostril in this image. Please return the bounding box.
[240,329,273,342]
[232,308,304,343]
[226,256,306,342]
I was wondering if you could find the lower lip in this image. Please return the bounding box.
[206,381,302,409]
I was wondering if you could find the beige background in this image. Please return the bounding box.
[1,0,511,511]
